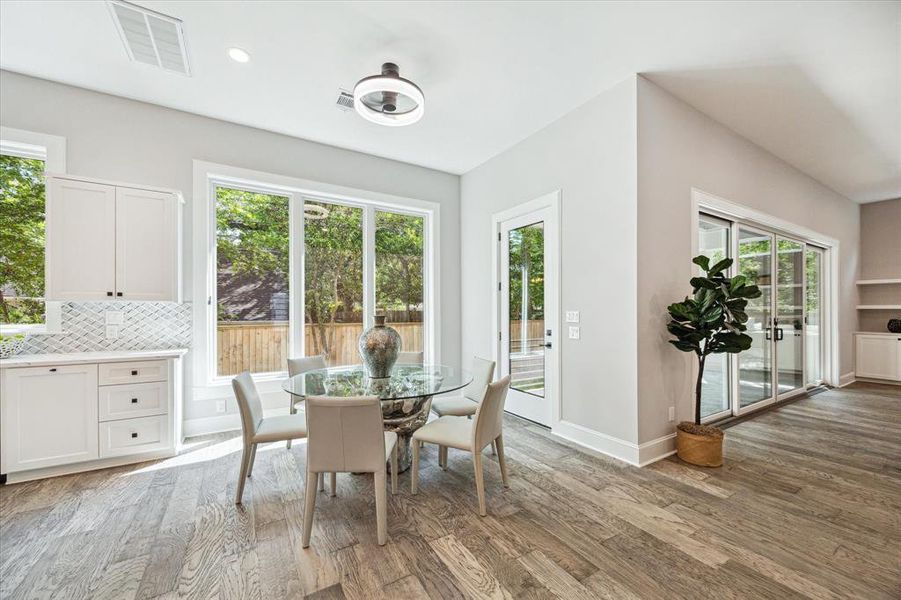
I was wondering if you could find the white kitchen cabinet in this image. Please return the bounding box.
[0,350,186,483]
[855,333,901,381]
[46,174,183,302]
[115,186,180,301]
[1,364,99,472]
[45,177,117,300]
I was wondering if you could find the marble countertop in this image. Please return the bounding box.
[0,348,189,368]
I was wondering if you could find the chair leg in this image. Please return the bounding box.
[411,440,420,495]
[491,440,497,455]
[496,434,509,488]
[374,470,388,546]
[318,472,325,492]
[235,443,252,504]
[473,452,487,517]
[329,472,337,498]
[246,443,258,478]
[439,445,448,470]
[391,442,398,495]
[287,401,295,449]
[302,469,318,548]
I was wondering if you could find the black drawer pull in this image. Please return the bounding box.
[106,291,113,297]
[49,368,57,372]
[131,398,139,403]
[131,432,138,438]
[116,292,123,297]
[131,370,138,376]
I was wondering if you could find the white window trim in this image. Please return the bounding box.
[0,127,67,335]
[192,160,441,390]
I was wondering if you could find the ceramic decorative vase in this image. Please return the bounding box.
[358,315,401,378]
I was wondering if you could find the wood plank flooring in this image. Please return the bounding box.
[1,382,899,599]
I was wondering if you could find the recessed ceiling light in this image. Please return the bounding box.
[227,47,250,63]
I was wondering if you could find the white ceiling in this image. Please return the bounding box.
[1,1,899,202]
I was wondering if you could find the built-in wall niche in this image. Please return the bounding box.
[856,280,901,333]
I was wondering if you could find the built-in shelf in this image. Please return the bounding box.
[856,305,901,310]
[856,279,901,285]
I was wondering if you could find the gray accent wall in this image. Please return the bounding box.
[461,77,639,446]
[635,76,861,446]
[0,70,461,422]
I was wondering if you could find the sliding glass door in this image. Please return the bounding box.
[699,213,829,422]
[737,226,774,410]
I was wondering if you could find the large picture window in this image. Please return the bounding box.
[0,153,46,326]
[202,167,436,383]
[215,186,290,376]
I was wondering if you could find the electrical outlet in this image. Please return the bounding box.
[668,406,675,422]
[105,325,119,340]
[565,310,580,323]
[216,400,226,413]
[568,326,580,339]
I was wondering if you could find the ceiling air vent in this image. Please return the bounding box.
[335,89,355,111]
[108,0,190,76]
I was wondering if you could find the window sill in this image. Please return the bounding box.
[1,324,50,336]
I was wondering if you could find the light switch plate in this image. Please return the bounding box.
[105,310,124,325]
[565,311,580,323]
[105,325,119,339]
[568,326,580,339]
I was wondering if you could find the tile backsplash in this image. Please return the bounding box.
[23,302,192,354]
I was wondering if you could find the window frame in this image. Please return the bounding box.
[193,161,440,389]
[0,127,66,335]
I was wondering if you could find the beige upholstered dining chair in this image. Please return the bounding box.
[411,375,511,516]
[431,357,495,418]
[397,351,424,364]
[285,356,326,450]
[302,395,398,547]
[232,371,310,504]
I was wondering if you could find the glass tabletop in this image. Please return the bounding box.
[282,364,472,400]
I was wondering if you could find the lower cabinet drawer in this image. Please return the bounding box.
[99,415,169,458]
[99,381,168,422]
[99,360,168,385]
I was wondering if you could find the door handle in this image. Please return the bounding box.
[543,342,552,349]
[765,328,771,340]
[775,328,784,341]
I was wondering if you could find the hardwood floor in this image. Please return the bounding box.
[2,382,899,599]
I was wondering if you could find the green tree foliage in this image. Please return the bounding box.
[215,189,424,362]
[667,255,762,424]
[0,155,46,324]
[508,223,544,322]
[303,201,363,359]
[375,211,423,321]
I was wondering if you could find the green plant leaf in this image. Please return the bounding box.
[692,255,711,271]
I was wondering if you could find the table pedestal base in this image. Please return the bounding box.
[381,394,432,472]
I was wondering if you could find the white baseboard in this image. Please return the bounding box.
[3,449,174,484]
[839,372,856,387]
[552,420,641,466]
[637,433,677,466]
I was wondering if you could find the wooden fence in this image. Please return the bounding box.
[217,319,545,376]
[217,321,423,376]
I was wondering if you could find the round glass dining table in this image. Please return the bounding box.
[283,364,472,471]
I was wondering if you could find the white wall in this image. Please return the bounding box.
[0,70,461,424]
[636,76,861,446]
[461,77,640,454]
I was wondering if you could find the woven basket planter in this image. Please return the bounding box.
[675,422,724,467]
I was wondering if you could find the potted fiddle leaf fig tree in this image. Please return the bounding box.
[667,255,761,467]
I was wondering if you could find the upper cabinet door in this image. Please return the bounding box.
[115,187,180,301]
[46,178,117,300]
